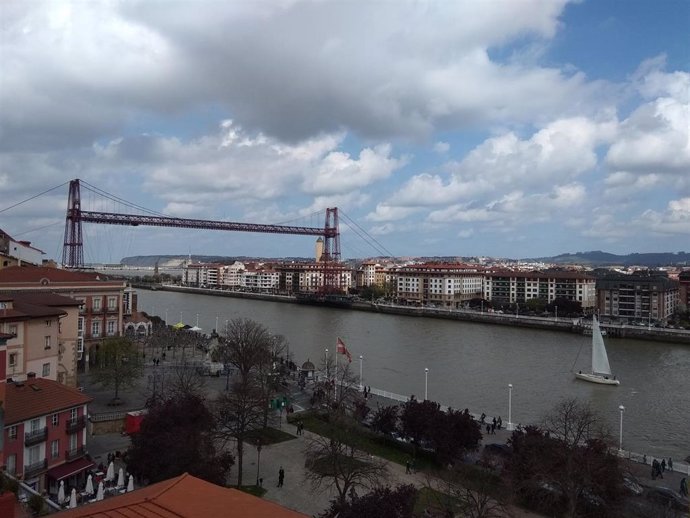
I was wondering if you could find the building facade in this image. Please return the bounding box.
[596,272,679,322]
[483,271,597,309]
[0,266,127,370]
[0,229,44,268]
[2,375,93,496]
[389,263,484,308]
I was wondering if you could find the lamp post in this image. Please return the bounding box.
[359,355,364,391]
[555,306,558,321]
[325,349,329,379]
[196,313,199,327]
[164,309,168,326]
[618,405,625,451]
[424,368,429,401]
[255,440,263,486]
[215,316,219,334]
[507,383,514,431]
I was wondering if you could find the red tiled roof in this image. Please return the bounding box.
[7,292,81,307]
[55,473,309,518]
[0,297,66,323]
[4,377,93,425]
[0,266,124,285]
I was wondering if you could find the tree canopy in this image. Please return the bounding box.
[318,484,418,518]
[91,336,143,403]
[126,394,234,485]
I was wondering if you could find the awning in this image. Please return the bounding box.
[47,457,95,481]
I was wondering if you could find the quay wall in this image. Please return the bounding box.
[131,284,690,345]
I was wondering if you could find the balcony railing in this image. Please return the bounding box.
[66,416,86,433]
[24,459,48,478]
[106,306,118,313]
[24,427,48,447]
[65,446,86,462]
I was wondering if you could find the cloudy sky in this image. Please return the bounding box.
[1,0,688,262]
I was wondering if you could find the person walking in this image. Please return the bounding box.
[278,467,285,487]
[668,457,673,472]
[405,460,411,474]
[680,477,688,497]
[661,458,666,473]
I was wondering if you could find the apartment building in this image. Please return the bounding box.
[0,266,127,370]
[243,264,280,292]
[389,263,484,308]
[278,263,354,294]
[2,375,93,496]
[0,228,44,268]
[596,272,679,322]
[183,262,225,287]
[483,270,597,309]
[0,293,80,387]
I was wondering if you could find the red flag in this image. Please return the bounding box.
[336,337,352,363]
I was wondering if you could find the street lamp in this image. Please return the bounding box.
[165,309,168,326]
[507,384,514,431]
[424,368,429,401]
[255,440,263,486]
[359,355,364,391]
[325,349,329,379]
[618,405,625,451]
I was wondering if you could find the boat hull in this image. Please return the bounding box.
[575,372,620,385]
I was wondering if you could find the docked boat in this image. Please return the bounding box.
[575,315,620,386]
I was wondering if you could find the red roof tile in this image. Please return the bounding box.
[55,473,309,518]
[0,266,124,286]
[4,377,93,425]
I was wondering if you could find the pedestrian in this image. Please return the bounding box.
[480,412,486,423]
[661,458,666,472]
[277,467,285,487]
[486,424,491,435]
[643,454,647,465]
[680,477,688,497]
[497,416,502,430]
[405,460,411,474]
[668,457,673,472]
[491,423,496,434]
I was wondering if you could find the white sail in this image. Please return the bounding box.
[591,316,612,375]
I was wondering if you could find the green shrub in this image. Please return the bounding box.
[28,494,45,515]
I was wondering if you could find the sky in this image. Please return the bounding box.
[0,0,688,263]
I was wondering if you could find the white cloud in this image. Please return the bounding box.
[638,198,690,235]
[433,141,450,154]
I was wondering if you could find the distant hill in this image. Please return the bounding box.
[528,251,690,267]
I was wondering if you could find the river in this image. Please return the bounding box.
[137,289,689,461]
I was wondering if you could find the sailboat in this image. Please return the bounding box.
[575,315,620,385]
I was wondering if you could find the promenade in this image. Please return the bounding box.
[82,359,689,516]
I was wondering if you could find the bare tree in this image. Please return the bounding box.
[509,398,623,518]
[214,378,265,487]
[218,318,273,386]
[304,417,387,504]
[425,469,509,518]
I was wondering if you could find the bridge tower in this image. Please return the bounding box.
[62,179,84,269]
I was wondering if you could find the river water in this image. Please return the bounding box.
[137,289,689,461]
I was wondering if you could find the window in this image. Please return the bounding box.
[51,439,59,458]
[44,336,51,350]
[52,413,59,426]
[107,320,116,336]
[9,324,17,336]
[28,445,40,464]
[8,352,17,367]
[92,298,101,311]
[8,425,17,440]
[42,363,50,377]
[70,408,78,420]
[30,418,40,432]
[6,455,16,476]
[45,319,52,327]
[108,296,118,310]
[92,321,101,337]
[69,433,78,451]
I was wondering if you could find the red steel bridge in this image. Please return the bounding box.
[62,179,343,291]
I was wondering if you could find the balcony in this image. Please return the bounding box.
[24,427,48,447]
[66,416,86,433]
[106,306,119,313]
[65,446,86,462]
[24,459,48,478]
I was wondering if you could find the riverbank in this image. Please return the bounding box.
[132,283,690,344]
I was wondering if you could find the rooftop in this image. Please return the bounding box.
[3,377,93,425]
[55,472,309,518]
[0,266,125,287]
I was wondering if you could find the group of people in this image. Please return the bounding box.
[295,419,304,435]
[362,386,372,399]
[484,416,502,435]
[150,353,166,366]
[650,457,672,480]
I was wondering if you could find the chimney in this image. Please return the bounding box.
[27,372,36,379]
